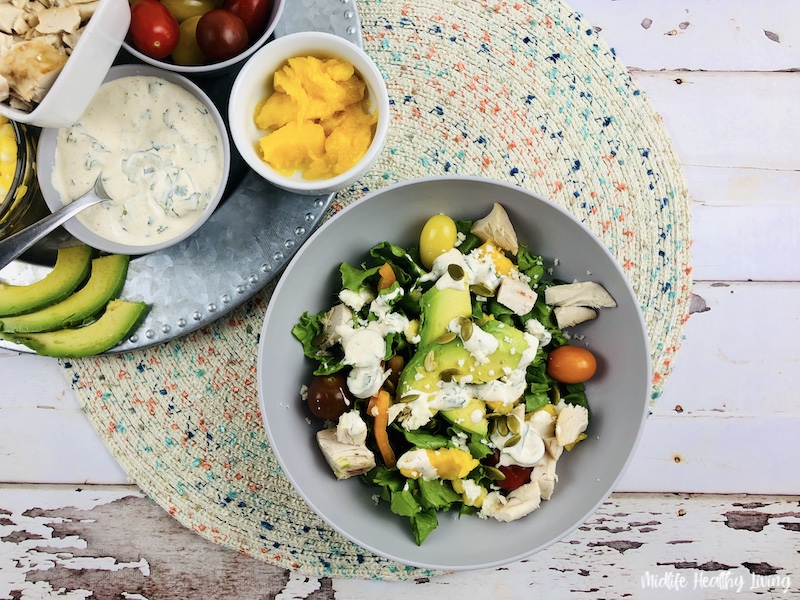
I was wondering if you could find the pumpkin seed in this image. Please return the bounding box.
[436,331,457,344]
[549,385,561,404]
[484,465,506,481]
[469,283,495,298]
[447,263,465,281]
[424,351,437,372]
[460,319,474,341]
[504,434,522,448]
[496,415,509,437]
[439,368,461,383]
[507,415,520,435]
[399,393,420,404]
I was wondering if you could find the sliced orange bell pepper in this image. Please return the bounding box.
[368,389,396,468]
[377,262,396,292]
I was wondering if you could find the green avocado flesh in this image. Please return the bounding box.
[397,319,530,399]
[417,285,472,347]
[2,299,147,358]
[441,398,488,437]
[0,254,130,333]
[0,245,93,317]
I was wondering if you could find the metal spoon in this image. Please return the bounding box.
[0,176,110,271]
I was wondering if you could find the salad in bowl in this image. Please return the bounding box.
[257,175,650,570]
[293,202,616,544]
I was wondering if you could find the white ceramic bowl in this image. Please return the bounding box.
[122,0,285,76]
[258,176,651,570]
[36,64,231,255]
[228,31,389,196]
[0,0,130,128]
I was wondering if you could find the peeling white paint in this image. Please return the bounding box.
[0,486,146,600]
[275,572,322,599]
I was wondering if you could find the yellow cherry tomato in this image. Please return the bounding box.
[160,0,214,23]
[171,15,205,66]
[419,214,457,270]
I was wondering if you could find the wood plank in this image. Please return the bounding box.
[619,414,800,494]
[569,0,800,72]
[654,282,800,415]
[691,204,800,281]
[634,71,800,172]
[1,485,797,598]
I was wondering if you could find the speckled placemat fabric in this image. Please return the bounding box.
[61,0,692,581]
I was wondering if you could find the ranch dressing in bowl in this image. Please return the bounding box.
[52,74,225,248]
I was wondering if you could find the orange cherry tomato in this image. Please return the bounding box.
[546,345,597,384]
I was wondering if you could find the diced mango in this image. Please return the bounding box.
[258,120,326,177]
[431,448,479,481]
[253,55,377,180]
[478,242,516,276]
[254,92,299,131]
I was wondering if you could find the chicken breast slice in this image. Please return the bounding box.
[544,281,617,308]
[316,427,376,480]
[555,403,589,446]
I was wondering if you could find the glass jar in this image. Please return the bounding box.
[0,120,46,240]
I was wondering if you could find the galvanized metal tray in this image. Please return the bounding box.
[0,0,363,354]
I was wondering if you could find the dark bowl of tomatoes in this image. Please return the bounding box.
[257,175,652,570]
[122,0,285,75]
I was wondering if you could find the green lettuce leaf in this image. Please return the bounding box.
[290,311,344,375]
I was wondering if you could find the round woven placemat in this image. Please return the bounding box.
[62,0,692,581]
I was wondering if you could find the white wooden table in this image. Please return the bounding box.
[2,1,799,598]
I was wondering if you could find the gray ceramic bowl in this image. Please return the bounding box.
[257,176,650,570]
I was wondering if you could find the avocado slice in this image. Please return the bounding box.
[1,299,147,357]
[398,319,531,399]
[0,245,93,317]
[0,254,130,333]
[417,285,472,347]
[441,398,488,437]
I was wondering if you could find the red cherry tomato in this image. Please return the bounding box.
[221,0,270,41]
[195,9,249,63]
[129,0,180,59]
[546,345,597,384]
[305,372,354,420]
[485,451,532,491]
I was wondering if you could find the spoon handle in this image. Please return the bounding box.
[0,194,103,271]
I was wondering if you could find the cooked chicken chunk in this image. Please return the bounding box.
[544,281,617,309]
[554,305,597,328]
[531,454,559,500]
[470,202,519,255]
[555,403,589,446]
[480,480,542,522]
[316,427,376,480]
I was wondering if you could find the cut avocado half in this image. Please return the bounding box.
[0,254,130,333]
[397,319,531,399]
[1,299,147,357]
[0,245,93,317]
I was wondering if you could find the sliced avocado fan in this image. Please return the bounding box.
[1,299,148,358]
[0,245,93,317]
[0,254,130,333]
